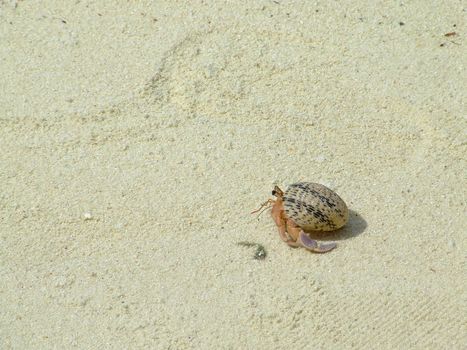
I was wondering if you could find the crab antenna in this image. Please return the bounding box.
[251,199,274,217]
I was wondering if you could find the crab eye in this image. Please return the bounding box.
[272,190,276,196]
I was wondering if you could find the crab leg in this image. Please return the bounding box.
[272,204,295,243]
[277,220,293,243]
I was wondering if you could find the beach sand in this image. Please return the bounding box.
[1,1,465,349]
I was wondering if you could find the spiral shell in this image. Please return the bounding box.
[282,182,349,232]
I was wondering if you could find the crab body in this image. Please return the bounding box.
[261,182,348,253]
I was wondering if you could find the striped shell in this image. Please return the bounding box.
[283,182,349,231]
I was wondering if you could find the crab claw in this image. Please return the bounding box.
[298,231,336,253]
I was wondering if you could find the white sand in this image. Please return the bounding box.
[1,1,465,349]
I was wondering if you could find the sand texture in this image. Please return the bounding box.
[1,1,466,349]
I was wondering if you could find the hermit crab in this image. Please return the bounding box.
[253,182,349,253]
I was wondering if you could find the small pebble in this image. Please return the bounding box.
[237,241,267,260]
[253,245,267,260]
